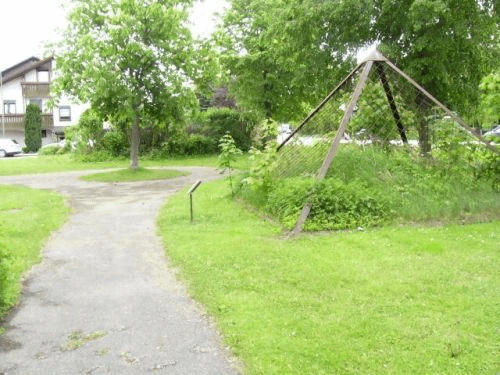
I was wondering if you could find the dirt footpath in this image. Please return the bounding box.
[0,167,240,375]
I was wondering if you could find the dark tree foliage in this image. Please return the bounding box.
[25,104,42,152]
[202,108,258,151]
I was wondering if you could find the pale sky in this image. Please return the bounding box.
[0,0,228,72]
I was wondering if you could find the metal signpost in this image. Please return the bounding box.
[188,180,202,223]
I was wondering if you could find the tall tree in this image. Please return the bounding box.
[52,0,211,168]
[219,0,499,123]
[371,0,499,114]
[217,0,371,122]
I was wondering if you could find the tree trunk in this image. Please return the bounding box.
[130,114,140,169]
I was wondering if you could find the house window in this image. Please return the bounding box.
[59,106,71,121]
[3,100,16,114]
[29,98,43,111]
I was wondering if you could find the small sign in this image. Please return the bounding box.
[188,180,202,223]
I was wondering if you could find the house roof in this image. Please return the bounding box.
[1,56,54,85]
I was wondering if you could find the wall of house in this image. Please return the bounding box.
[1,78,23,143]
[24,69,51,113]
[25,70,37,82]
[54,99,90,130]
[1,57,92,146]
[1,78,24,114]
[1,76,52,114]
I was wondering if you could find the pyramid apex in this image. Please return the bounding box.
[360,49,387,63]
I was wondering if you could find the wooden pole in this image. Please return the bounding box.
[376,62,408,144]
[292,60,374,235]
[277,63,364,151]
[383,59,499,155]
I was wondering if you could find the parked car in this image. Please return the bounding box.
[484,125,500,138]
[0,139,22,157]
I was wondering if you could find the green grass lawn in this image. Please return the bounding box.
[0,155,128,176]
[158,179,500,374]
[0,185,69,317]
[0,154,224,176]
[80,167,189,182]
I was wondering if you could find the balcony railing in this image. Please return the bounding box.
[21,82,51,98]
[0,114,54,130]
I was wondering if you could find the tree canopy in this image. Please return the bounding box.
[217,0,367,122]
[52,0,213,168]
[371,0,499,114]
[219,0,500,122]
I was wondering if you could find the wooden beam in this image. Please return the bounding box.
[277,63,364,151]
[376,62,408,144]
[292,60,374,235]
[384,59,499,155]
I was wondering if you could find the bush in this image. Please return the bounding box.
[182,134,218,155]
[38,144,61,156]
[264,177,315,227]
[239,145,500,231]
[218,133,243,195]
[201,108,259,151]
[72,149,117,162]
[151,133,217,158]
[476,152,500,191]
[265,178,392,231]
[25,104,42,152]
[78,109,106,148]
[0,246,18,315]
[102,130,129,157]
[307,180,392,231]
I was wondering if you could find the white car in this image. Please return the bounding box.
[0,139,22,157]
[484,125,500,138]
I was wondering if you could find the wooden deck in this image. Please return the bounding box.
[1,114,54,130]
[21,82,51,98]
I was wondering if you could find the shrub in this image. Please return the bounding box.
[307,180,392,231]
[25,104,42,152]
[183,134,218,155]
[153,133,217,157]
[242,144,278,194]
[251,118,279,149]
[201,108,259,151]
[102,130,129,157]
[239,145,500,231]
[476,152,500,191]
[218,133,242,195]
[265,177,314,227]
[72,149,117,162]
[265,178,392,231]
[38,144,61,156]
[78,109,106,148]
[0,246,18,315]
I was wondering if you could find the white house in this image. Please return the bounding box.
[0,56,89,146]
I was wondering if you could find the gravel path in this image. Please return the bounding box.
[0,167,240,375]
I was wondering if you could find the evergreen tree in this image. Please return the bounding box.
[25,104,42,152]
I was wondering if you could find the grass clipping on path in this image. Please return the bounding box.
[158,179,500,375]
[0,185,69,317]
[80,167,188,182]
